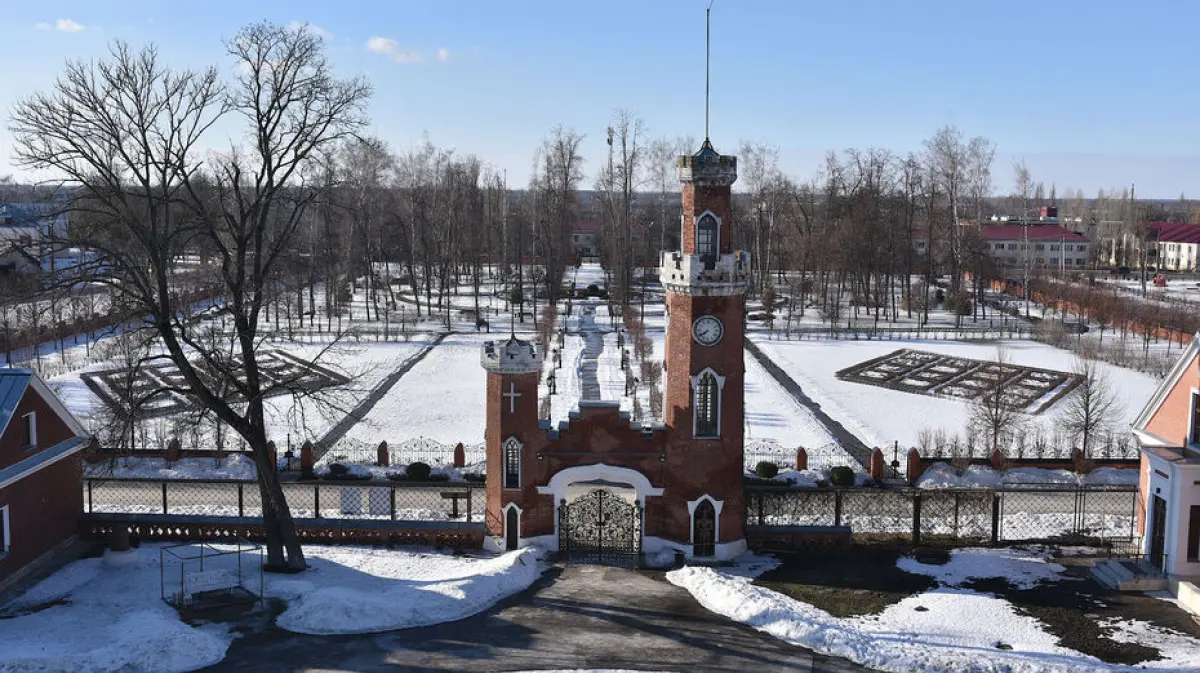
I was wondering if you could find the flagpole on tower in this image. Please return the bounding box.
[706,1,713,141]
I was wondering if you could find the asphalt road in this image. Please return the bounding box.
[210,564,874,672]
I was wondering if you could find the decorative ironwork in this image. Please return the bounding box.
[558,489,642,567]
[693,500,716,557]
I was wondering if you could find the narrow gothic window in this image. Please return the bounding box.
[696,214,718,269]
[695,372,719,437]
[503,437,521,489]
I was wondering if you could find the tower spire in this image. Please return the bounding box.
[706,1,713,141]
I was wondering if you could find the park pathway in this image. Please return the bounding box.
[743,337,873,471]
[576,303,604,401]
[313,332,449,461]
[212,564,874,672]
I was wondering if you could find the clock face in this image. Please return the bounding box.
[692,315,723,346]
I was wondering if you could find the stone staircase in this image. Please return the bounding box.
[1092,558,1169,591]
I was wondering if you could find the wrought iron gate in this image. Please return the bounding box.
[558,489,642,567]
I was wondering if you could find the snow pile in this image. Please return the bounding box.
[896,547,1072,590]
[748,468,875,488]
[85,454,258,480]
[916,462,1139,489]
[272,546,543,635]
[669,547,1200,672]
[0,550,233,673]
[668,559,1096,672]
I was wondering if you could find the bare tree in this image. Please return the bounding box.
[1058,357,1122,456]
[10,23,371,570]
[968,348,1026,454]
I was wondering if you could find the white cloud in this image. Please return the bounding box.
[436,47,450,62]
[288,21,332,40]
[366,36,423,63]
[36,18,86,32]
[57,18,85,32]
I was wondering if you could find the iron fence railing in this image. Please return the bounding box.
[746,484,1140,549]
[767,324,1031,342]
[84,477,486,523]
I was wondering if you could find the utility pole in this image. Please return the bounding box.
[1134,183,1147,298]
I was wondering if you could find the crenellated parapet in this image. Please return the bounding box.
[660,250,751,296]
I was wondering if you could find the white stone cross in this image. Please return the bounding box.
[503,382,521,413]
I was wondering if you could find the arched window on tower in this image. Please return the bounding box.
[696,213,718,269]
[503,436,522,489]
[694,372,719,437]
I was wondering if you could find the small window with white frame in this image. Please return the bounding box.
[0,505,9,557]
[1191,391,1200,447]
[21,412,36,449]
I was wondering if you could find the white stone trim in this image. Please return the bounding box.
[687,494,723,546]
[503,435,522,490]
[694,209,722,260]
[0,505,9,556]
[690,368,725,438]
[502,501,523,551]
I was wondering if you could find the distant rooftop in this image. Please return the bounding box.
[980,224,1088,242]
[1147,222,1200,244]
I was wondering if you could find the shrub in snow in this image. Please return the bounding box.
[427,473,450,482]
[463,473,486,483]
[829,466,855,487]
[405,461,432,481]
[755,461,780,479]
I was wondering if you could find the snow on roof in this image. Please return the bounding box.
[1148,221,1200,244]
[980,224,1088,242]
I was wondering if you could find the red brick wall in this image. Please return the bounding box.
[0,453,82,581]
[0,388,76,471]
[680,185,734,256]
[485,371,542,538]
[1145,353,1200,446]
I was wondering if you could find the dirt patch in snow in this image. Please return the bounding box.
[754,549,940,618]
[964,560,1200,666]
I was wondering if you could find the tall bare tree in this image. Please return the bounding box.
[1058,358,1122,456]
[969,348,1027,454]
[10,23,371,570]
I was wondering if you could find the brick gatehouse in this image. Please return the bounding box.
[482,138,750,561]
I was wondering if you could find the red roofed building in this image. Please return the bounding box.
[1147,222,1200,272]
[978,224,1092,271]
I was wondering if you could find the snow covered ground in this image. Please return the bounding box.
[0,545,544,672]
[669,548,1200,672]
[331,333,492,452]
[916,463,1140,489]
[748,336,1159,450]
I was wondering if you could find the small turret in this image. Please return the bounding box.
[481,335,542,375]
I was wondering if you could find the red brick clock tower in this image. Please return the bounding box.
[660,139,750,558]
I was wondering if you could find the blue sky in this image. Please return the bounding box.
[2,0,1198,197]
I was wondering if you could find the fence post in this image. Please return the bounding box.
[756,490,764,526]
[161,481,168,514]
[834,490,843,527]
[912,492,922,546]
[87,480,93,514]
[467,487,473,523]
[314,483,321,518]
[390,484,396,521]
[991,492,1001,545]
[238,483,244,517]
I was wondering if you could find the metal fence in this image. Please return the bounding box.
[320,442,487,468]
[769,324,1032,342]
[744,442,860,472]
[746,484,1140,550]
[84,477,486,523]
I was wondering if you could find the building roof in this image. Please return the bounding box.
[0,202,66,227]
[0,369,87,441]
[1147,222,1200,244]
[572,219,602,233]
[980,224,1088,242]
